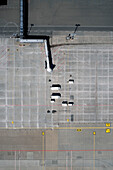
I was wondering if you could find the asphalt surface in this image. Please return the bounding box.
[29,0,113,32]
[0,0,113,38]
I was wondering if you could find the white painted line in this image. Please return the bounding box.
[20,39,44,43]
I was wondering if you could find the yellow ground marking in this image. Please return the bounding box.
[106,128,111,133]
[42,132,44,135]
[106,123,110,127]
[93,131,96,135]
[93,134,95,170]
[0,126,113,130]
[67,119,69,122]
[12,121,14,124]
[42,133,45,170]
[77,129,82,132]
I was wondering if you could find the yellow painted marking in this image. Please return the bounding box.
[93,134,95,170]
[93,131,96,135]
[77,129,82,132]
[42,133,45,170]
[106,123,110,127]
[42,132,45,136]
[106,129,111,133]
[67,119,69,122]
[12,121,14,124]
[0,126,112,130]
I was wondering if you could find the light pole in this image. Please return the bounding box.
[28,24,34,34]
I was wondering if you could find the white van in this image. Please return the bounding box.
[68,102,74,106]
[50,99,55,103]
[62,101,68,106]
[51,93,61,99]
[50,84,61,90]
[68,79,74,84]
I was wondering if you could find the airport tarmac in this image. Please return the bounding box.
[0,124,113,169]
[0,1,113,170]
[0,31,113,128]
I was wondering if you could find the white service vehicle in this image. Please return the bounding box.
[68,79,74,84]
[50,99,55,103]
[66,24,80,40]
[51,93,61,99]
[62,101,68,106]
[50,84,61,90]
[68,102,74,106]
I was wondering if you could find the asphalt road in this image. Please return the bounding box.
[0,0,113,37]
[29,0,113,31]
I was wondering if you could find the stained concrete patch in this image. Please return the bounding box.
[46,130,58,150]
